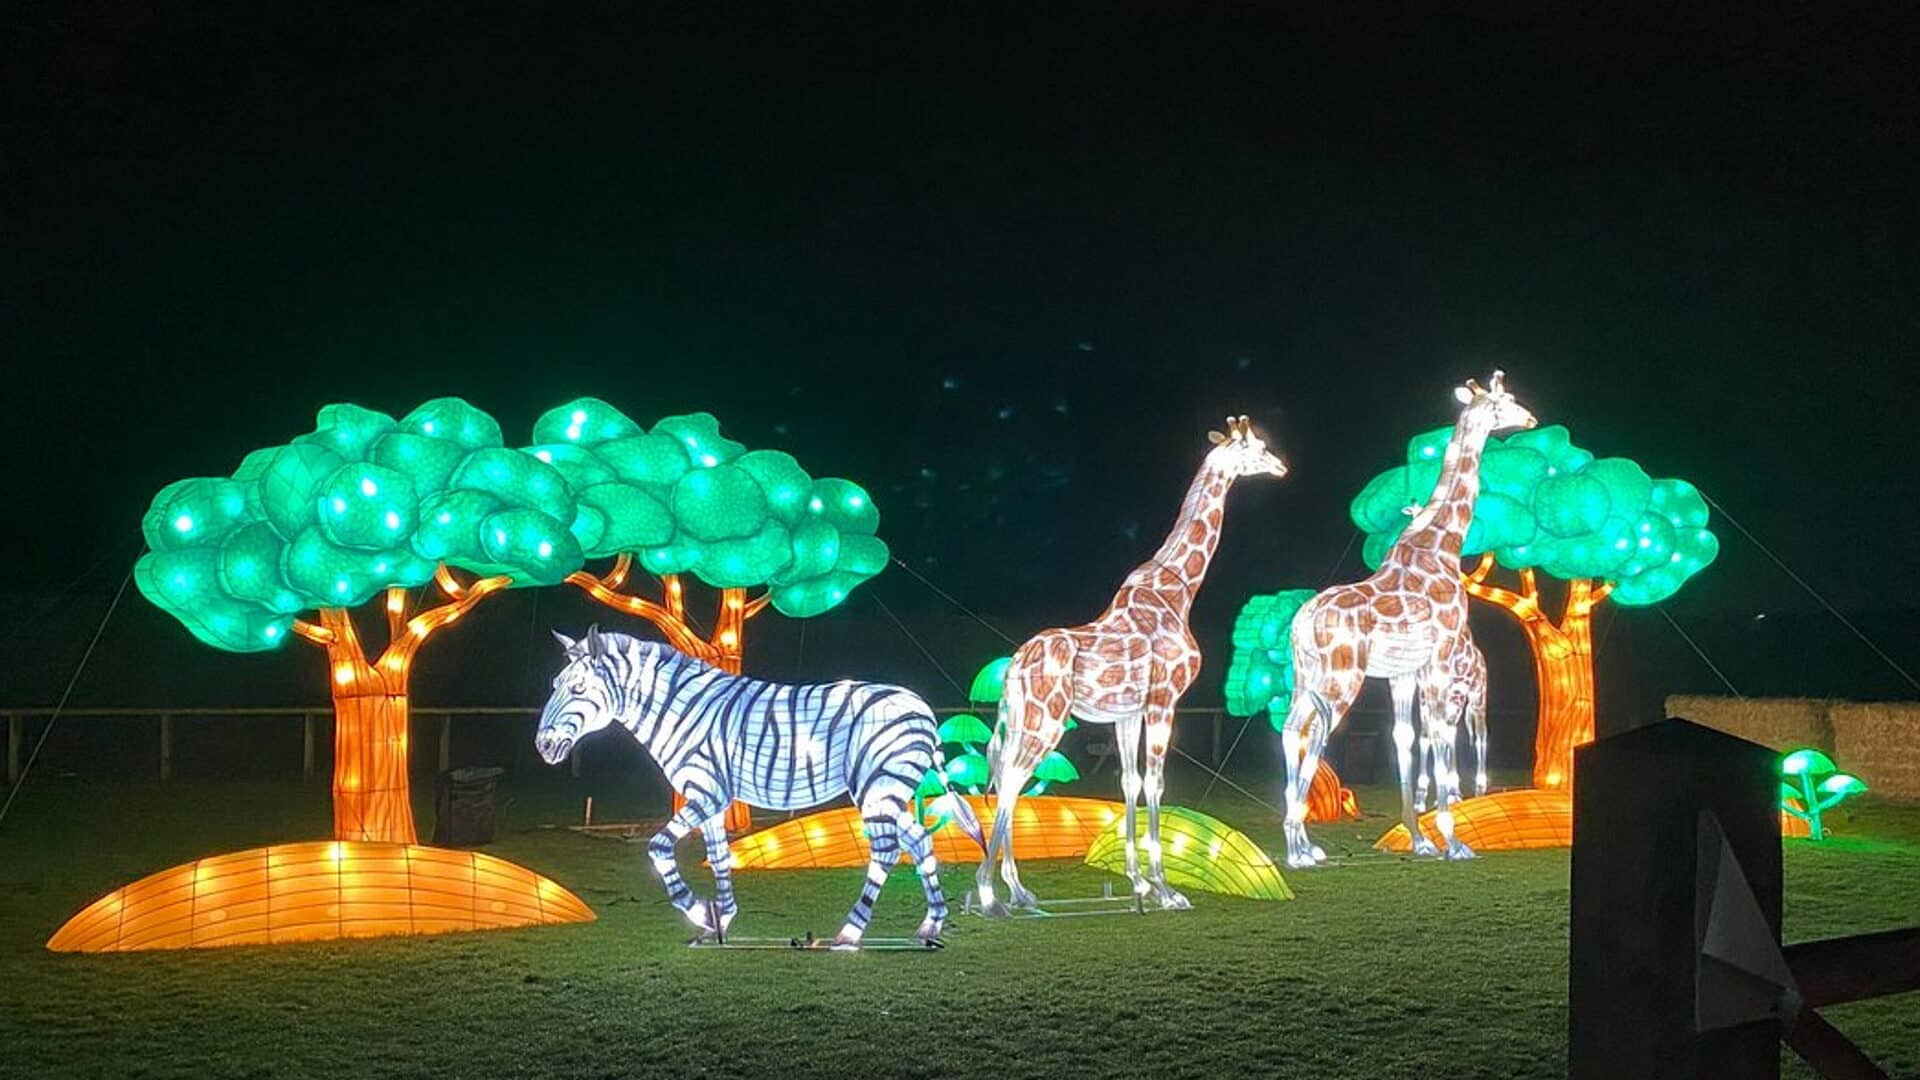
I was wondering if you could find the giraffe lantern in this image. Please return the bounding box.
[976,416,1286,916]
[1279,372,1535,869]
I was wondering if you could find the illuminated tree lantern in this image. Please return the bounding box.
[1351,421,1719,791]
[527,399,891,832]
[137,399,582,845]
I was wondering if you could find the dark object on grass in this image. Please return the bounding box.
[433,766,505,847]
[1570,718,1783,1079]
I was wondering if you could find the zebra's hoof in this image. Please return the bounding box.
[916,917,945,942]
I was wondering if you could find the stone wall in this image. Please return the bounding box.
[1666,694,1920,801]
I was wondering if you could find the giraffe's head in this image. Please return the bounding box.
[1206,415,1288,479]
[536,625,630,764]
[1453,370,1536,433]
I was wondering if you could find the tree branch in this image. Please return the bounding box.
[1466,552,1497,585]
[566,568,707,656]
[1588,580,1614,606]
[291,619,336,646]
[383,575,510,669]
[433,564,467,600]
[743,591,774,619]
[603,553,634,592]
[385,587,409,643]
[663,573,685,621]
[1461,565,1529,613]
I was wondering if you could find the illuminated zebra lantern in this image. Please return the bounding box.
[535,626,985,947]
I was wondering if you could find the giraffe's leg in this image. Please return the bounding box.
[900,814,949,942]
[1422,674,1475,860]
[1415,728,1435,812]
[975,640,1067,916]
[649,794,726,930]
[834,815,902,948]
[698,816,739,938]
[1282,676,1351,869]
[1141,708,1189,910]
[1471,694,1490,798]
[1113,710,1149,899]
[1389,675,1438,857]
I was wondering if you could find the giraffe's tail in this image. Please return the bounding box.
[929,744,989,858]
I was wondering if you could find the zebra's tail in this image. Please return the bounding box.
[929,745,989,858]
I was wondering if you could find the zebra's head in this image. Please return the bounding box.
[536,625,626,765]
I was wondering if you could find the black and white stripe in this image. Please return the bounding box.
[535,626,984,946]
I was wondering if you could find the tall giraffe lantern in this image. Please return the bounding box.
[976,416,1287,916]
[1279,372,1535,869]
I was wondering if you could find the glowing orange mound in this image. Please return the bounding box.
[47,841,594,953]
[1374,790,1813,853]
[726,795,1128,871]
[1375,789,1574,853]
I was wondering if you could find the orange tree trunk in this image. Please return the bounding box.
[1461,558,1607,791]
[318,609,418,844]
[1525,609,1596,790]
[294,577,508,845]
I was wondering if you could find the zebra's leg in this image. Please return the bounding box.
[648,795,724,931]
[835,816,902,948]
[899,815,948,942]
[699,816,739,936]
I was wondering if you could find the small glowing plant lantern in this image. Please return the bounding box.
[916,658,1079,824]
[1224,591,1360,822]
[1351,424,1718,790]
[531,399,891,833]
[1779,748,1867,841]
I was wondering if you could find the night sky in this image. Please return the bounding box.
[7,7,1919,703]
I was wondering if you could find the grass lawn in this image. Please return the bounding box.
[2,765,1916,1079]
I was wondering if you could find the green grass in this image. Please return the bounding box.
[1,768,1916,1079]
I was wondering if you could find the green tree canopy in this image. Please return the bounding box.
[1349,424,1719,604]
[1224,589,1318,723]
[527,397,887,618]
[138,399,584,651]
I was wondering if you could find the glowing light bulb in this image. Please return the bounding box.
[384,511,401,530]
[172,514,194,532]
[331,497,347,514]
[334,664,354,685]
[571,409,588,423]
[535,450,553,463]
[360,478,378,497]
[537,540,553,558]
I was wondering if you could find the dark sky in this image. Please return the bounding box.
[7,3,1919,641]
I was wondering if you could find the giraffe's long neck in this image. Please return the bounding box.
[1145,461,1232,614]
[1398,417,1494,564]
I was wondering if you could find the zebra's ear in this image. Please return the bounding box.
[551,629,580,658]
[584,624,609,659]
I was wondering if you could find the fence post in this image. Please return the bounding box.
[6,713,18,786]
[439,714,452,772]
[159,714,173,781]
[570,742,583,778]
[302,714,315,781]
